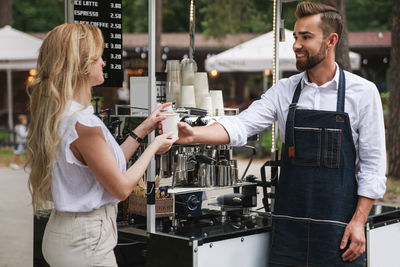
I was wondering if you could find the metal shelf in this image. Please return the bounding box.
[167,181,256,195]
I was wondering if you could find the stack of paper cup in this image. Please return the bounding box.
[200,94,213,115]
[180,85,196,107]
[194,72,209,108]
[210,90,224,116]
[181,59,196,86]
[166,60,181,106]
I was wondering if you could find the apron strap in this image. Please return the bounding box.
[286,67,345,158]
[286,82,302,157]
[336,68,345,113]
[291,79,303,105]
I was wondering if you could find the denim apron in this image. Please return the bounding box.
[269,68,366,266]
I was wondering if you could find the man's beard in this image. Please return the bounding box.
[296,42,326,71]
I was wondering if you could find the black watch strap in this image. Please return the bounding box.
[129,131,143,143]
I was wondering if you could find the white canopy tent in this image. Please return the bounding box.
[0,25,42,130]
[205,29,360,72]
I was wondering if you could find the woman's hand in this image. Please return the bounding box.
[135,102,172,138]
[152,132,177,154]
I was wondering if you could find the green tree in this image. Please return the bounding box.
[122,0,148,33]
[12,0,64,32]
[163,0,201,32]
[199,0,271,39]
[346,0,392,31]
[122,0,207,33]
[9,0,394,34]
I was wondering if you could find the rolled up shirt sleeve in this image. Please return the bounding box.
[356,82,387,199]
[217,85,278,147]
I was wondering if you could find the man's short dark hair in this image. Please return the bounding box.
[295,1,343,40]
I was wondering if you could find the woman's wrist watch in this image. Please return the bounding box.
[129,131,143,143]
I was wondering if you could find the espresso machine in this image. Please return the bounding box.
[93,63,277,265]
[147,132,273,267]
[93,100,275,267]
[99,99,274,219]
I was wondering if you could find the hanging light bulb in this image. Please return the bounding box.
[189,0,196,60]
[190,0,194,23]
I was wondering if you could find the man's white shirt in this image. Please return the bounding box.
[218,64,386,199]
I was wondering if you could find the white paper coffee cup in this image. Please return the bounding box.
[161,112,180,139]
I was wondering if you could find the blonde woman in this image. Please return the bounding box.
[26,23,176,266]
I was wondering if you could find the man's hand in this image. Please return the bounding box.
[170,121,229,145]
[340,219,366,262]
[176,122,195,144]
[340,196,374,262]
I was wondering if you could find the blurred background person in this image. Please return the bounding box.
[10,114,28,170]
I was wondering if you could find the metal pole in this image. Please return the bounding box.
[272,0,281,87]
[271,0,282,156]
[189,0,195,60]
[64,0,74,23]
[270,0,282,212]
[7,68,13,133]
[147,0,157,234]
[271,0,281,157]
[263,71,268,92]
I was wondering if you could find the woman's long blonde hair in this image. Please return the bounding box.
[26,24,104,215]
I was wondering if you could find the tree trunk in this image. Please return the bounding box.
[388,0,400,180]
[320,0,351,71]
[156,0,163,72]
[0,0,12,27]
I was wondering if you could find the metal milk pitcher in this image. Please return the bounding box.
[217,159,232,187]
[195,154,216,187]
[201,163,217,187]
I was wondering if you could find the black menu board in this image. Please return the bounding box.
[73,0,123,87]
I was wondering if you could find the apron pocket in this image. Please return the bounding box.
[324,128,342,169]
[292,126,322,167]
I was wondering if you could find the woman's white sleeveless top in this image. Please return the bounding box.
[51,101,126,212]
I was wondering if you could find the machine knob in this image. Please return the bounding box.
[187,194,200,211]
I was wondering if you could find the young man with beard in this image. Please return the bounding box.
[176,1,386,266]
